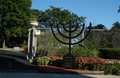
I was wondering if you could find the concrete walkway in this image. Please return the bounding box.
[0,73,120,78]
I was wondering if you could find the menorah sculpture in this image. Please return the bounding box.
[51,19,91,69]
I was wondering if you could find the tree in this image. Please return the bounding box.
[118,6,120,12]
[108,21,120,33]
[86,24,106,29]
[29,9,40,21]
[37,6,86,47]
[38,6,86,28]
[112,21,120,29]
[0,0,32,48]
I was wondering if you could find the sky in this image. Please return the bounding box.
[31,0,120,30]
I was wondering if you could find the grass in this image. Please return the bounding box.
[0,48,24,52]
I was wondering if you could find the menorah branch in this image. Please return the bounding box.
[51,20,91,52]
[63,21,79,32]
[71,22,91,45]
[51,23,69,45]
[57,23,70,39]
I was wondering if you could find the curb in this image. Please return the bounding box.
[76,71,105,75]
[37,65,105,75]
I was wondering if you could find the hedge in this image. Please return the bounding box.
[99,48,120,59]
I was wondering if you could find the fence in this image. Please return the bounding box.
[36,28,120,48]
[36,28,85,48]
[27,28,120,59]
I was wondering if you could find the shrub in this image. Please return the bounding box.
[36,46,60,57]
[99,48,120,59]
[58,47,69,57]
[37,46,42,51]
[76,57,106,71]
[47,47,60,56]
[36,47,48,57]
[104,62,120,75]
[50,59,63,67]
[48,56,63,67]
[21,45,27,52]
[58,45,99,58]
[103,43,114,48]
[36,56,51,65]
[21,45,27,49]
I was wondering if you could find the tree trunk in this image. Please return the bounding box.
[2,39,5,48]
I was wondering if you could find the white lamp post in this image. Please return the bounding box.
[27,21,40,63]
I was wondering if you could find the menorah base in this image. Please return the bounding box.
[62,54,76,69]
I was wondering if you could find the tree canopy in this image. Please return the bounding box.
[111,21,120,29]
[0,1,86,48]
[29,9,40,21]
[118,6,120,12]
[0,0,32,47]
[38,6,86,28]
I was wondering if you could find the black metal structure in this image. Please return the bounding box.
[51,19,92,54]
[51,19,91,69]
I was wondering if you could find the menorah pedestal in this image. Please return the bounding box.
[62,54,76,69]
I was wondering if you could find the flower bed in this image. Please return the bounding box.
[105,59,120,61]
[49,56,62,60]
[37,56,107,70]
[36,56,120,75]
[76,57,106,71]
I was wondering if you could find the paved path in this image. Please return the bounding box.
[0,73,120,78]
[0,50,36,72]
